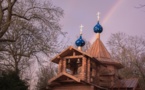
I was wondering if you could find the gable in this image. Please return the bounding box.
[48,72,81,84]
[51,46,92,63]
[48,73,106,90]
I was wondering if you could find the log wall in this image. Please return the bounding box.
[52,84,93,90]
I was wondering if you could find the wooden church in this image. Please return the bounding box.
[48,13,141,90]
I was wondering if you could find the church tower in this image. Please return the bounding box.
[87,12,123,87]
[48,12,141,90]
[48,24,105,90]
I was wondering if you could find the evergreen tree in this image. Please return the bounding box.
[0,70,28,90]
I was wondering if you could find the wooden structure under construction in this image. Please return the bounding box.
[48,17,141,90]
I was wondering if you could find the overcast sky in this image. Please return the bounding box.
[52,0,145,47]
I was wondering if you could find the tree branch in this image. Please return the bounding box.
[0,0,17,38]
[2,7,8,12]
[12,13,31,20]
[0,0,4,3]
[11,0,17,7]
[0,39,15,42]
[12,13,42,21]
[0,1,3,25]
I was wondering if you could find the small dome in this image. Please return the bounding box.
[94,21,103,33]
[75,35,85,47]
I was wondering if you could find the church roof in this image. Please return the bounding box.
[48,72,81,84]
[48,72,106,89]
[51,46,92,64]
[110,78,139,89]
[87,38,111,59]
[87,36,123,69]
[97,58,124,69]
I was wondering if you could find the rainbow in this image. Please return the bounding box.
[90,0,124,43]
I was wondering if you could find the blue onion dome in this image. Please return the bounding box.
[94,21,103,33]
[75,35,85,47]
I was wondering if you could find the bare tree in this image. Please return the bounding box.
[107,32,145,89]
[0,0,64,42]
[0,0,64,67]
[36,62,57,90]
[0,0,65,89]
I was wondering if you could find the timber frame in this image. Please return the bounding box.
[48,45,141,90]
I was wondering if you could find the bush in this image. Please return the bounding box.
[0,70,28,90]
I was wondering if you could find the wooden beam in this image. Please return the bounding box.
[64,55,84,59]
[87,58,91,83]
[57,56,60,58]
[58,59,63,74]
[63,59,66,72]
[73,51,76,56]
[49,82,61,86]
[69,46,73,50]
[59,80,77,83]
[81,57,87,81]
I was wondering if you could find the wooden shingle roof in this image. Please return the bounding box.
[48,72,106,89]
[87,38,111,59]
[110,78,139,89]
[87,38,123,68]
[48,72,81,84]
[97,58,124,69]
[51,46,92,63]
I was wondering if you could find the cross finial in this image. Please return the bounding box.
[97,12,100,21]
[80,24,84,35]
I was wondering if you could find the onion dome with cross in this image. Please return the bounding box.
[75,24,85,47]
[94,12,103,33]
